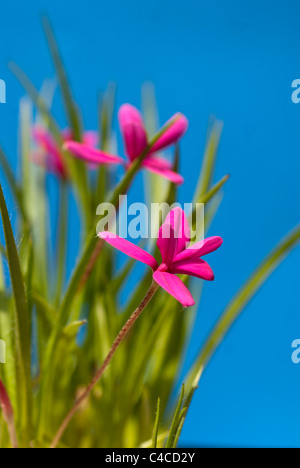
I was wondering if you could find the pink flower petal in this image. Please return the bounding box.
[119,103,145,126]
[142,160,184,185]
[175,236,223,262]
[157,224,178,265]
[32,126,66,179]
[83,131,99,148]
[0,380,14,420]
[118,104,148,160]
[153,271,195,307]
[64,141,124,166]
[143,155,173,170]
[150,113,188,153]
[170,258,214,281]
[61,128,73,141]
[32,126,60,161]
[99,232,158,271]
[164,207,190,254]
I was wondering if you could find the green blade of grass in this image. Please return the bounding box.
[172,408,187,448]
[142,82,168,208]
[189,174,229,231]
[0,256,17,414]
[0,146,28,228]
[139,431,169,448]
[96,84,116,206]
[42,16,82,141]
[151,397,161,448]
[55,182,68,306]
[32,291,56,329]
[9,62,62,142]
[19,96,49,297]
[0,182,31,446]
[178,223,300,443]
[99,82,116,152]
[192,174,229,210]
[193,118,223,203]
[165,384,185,448]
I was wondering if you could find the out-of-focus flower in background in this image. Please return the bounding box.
[64,103,187,185]
[32,126,98,179]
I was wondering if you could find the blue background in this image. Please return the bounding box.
[1,0,300,447]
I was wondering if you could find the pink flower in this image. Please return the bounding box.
[32,126,98,180]
[64,104,188,185]
[0,379,14,421]
[99,207,223,307]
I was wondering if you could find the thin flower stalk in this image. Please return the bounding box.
[50,280,160,448]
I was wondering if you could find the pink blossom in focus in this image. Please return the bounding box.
[99,207,222,307]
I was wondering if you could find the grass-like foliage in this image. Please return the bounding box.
[0,18,299,448]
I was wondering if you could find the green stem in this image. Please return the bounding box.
[55,182,68,305]
[0,183,31,447]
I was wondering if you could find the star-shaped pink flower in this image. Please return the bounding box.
[99,207,223,307]
[64,104,188,185]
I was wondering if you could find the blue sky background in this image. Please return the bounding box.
[1,0,300,447]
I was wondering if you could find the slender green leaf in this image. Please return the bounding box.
[172,408,187,448]
[0,146,28,227]
[55,182,68,305]
[193,118,223,203]
[9,62,62,142]
[151,397,161,448]
[42,16,82,141]
[32,291,56,328]
[96,84,116,206]
[180,223,300,441]
[139,431,169,449]
[0,183,31,446]
[165,384,185,448]
[142,83,168,206]
[99,82,116,152]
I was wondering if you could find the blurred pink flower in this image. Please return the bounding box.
[0,379,14,421]
[64,104,188,185]
[99,207,222,307]
[32,126,98,180]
